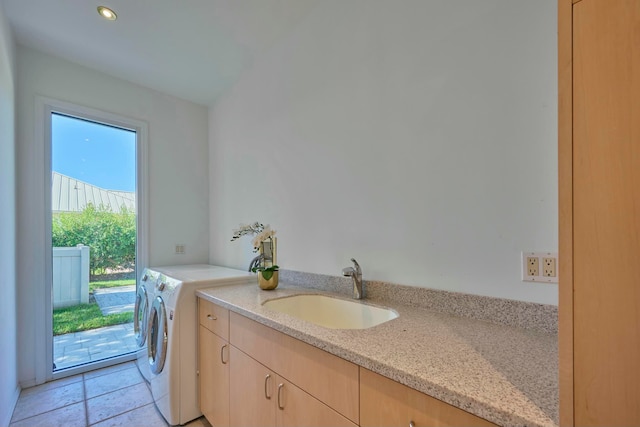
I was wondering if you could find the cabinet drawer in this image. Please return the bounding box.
[199,298,229,340]
[230,312,359,424]
[360,368,496,427]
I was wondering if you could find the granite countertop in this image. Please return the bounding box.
[196,282,558,427]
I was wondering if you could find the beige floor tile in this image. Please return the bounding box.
[19,374,83,398]
[9,401,86,427]
[84,366,143,399]
[83,361,136,380]
[86,382,152,425]
[89,403,168,427]
[184,416,212,427]
[10,381,84,423]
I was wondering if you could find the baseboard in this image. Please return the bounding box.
[1,384,20,427]
[18,378,36,389]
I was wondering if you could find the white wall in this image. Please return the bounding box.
[0,3,18,425]
[209,0,558,305]
[16,46,209,386]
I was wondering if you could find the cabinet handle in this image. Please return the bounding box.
[207,314,217,321]
[220,344,228,364]
[409,421,415,427]
[264,374,272,399]
[277,383,285,410]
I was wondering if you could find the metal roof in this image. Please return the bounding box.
[52,172,135,213]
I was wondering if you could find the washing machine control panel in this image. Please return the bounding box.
[139,268,159,285]
[155,275,180,303]
[155,276,170,291]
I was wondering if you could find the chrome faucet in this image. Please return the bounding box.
[248,254,267,272]
[342,258,363,299]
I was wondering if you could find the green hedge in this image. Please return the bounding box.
[52,204,135,275]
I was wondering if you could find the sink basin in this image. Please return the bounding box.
[263,294,398,329]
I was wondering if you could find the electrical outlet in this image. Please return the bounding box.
[522,252,558,283]
[542,257,556,277]
[175,244,185,254]
[526,256,539,276]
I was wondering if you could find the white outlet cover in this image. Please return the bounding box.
[522,251,558,283]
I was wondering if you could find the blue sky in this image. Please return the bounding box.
[52,113,136,192]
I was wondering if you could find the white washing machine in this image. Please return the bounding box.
[146,264,254,426]
[134,268,158,384]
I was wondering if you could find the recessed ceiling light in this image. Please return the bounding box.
[97,6,117,21]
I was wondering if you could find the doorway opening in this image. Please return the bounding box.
[50,112,138,372]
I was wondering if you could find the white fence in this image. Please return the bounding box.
[53,245,90,308]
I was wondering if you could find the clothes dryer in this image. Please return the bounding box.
[134,268,158,384]
[146,265,253,425]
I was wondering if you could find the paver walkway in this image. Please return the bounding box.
[54,322,137,370]
[93,285,136,315]
[54,285,138,371]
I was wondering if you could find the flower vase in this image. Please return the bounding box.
[258,270,278,290]
[259,238,276,266]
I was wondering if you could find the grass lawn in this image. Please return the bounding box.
[53,303,133,335]
[89,278,135,293]
[53,278,135,335]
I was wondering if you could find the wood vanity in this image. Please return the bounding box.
[198,296,496,427]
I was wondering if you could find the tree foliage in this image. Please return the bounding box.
[52,204,136,275]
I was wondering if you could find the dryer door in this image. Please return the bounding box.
[134,284,149,347]
[148,296,168,374]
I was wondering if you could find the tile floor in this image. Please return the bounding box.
[10,361,211,427]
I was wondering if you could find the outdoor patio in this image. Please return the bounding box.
[54,285,137,370]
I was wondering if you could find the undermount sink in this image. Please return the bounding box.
[262,294,398,329]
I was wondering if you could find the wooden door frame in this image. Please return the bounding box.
[558,0,574,425]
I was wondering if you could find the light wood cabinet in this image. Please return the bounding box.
[198,298,231,427]
[276,375,356,427]
[199,297,230,339]
[199,300,357,427]
[229,345,356,427]
[199,325,230,427]
[199,298,499,427]
[559,0,640,425]
[230,312,359,424]
[360,368,495,427]
[229,346,276,427]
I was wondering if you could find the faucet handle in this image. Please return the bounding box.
[350,258,361,275]
[344,258,363,299]
[342,266,355,276]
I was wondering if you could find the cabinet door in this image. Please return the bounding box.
[230,311,359,423]
[360,369,495,427]
[230,346,276,427]
[199,326,230,427]
[571,1,640,425]
[275,375,357,427]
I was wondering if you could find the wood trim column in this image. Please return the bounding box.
[557,0,574,425]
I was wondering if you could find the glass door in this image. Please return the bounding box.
[50,112,138,372]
